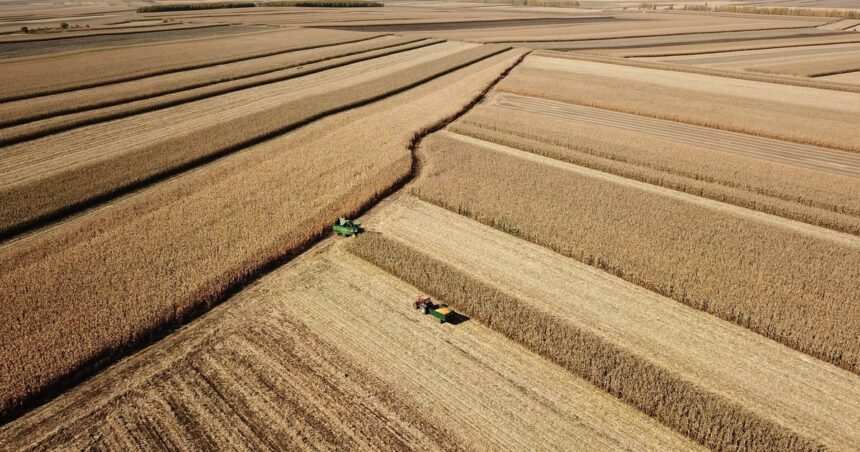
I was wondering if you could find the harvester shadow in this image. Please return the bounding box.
[445,311,470,325]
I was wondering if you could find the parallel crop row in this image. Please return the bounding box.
[0,44,506,237]
[412,133,860,374]
[451,106,860,234]
[0,48,523,421]
[346,232,821,451]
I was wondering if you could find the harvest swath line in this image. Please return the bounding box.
[0,33,388,103]
[0,48,527,423]
[551,51,860,94]
[0,36,431,129]
[492,94,860,178]
[0,38,439,144]
[0,43,512,242]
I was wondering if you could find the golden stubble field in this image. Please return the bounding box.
[1,2,859,449]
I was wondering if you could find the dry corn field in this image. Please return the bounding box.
[1,1,859,450]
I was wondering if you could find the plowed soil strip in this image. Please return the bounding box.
[491,93,860,178]
[365,196,860,451]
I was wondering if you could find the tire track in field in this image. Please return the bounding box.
[492,93,860,178]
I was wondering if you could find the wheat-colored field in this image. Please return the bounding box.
[0,238,697,450]
[0,27,372,100]
[0,34,419,127]
[348,196,860,451]
[3,2,860,447]
[0,41,491,234]
[499,54,860,151]
[412,131,860,374]
[0,46,525,421]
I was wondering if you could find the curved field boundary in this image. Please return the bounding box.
[0,44,511,240]
[538,50,860,93]
[0,32,386,103]
[0,48,526,423]
[0,36,429,131]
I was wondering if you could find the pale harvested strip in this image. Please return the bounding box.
[819,18,860,30]
[0,24,260,59]
[490,26,833,48]
[453,102,860,235]
[746,53,860,76]
[0,289,456,450]
[259,247,699,451]
[0,23,225,43]
[500,56,860,152]
[0,38,439,146]
[820,70,860,83]
[0,41,480,234]
[413,132,860,374]
[608,33,860,57]
[360,196,860,450]
[0,48,525,421]
[0,34,419,127]
[647,42,860,67]
[0,27,375,101]
[492,93,860,178]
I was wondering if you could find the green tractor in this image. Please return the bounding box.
[332,217,362,237]
[414,295,455,323]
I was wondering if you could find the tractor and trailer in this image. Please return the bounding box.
[332,218,456,323]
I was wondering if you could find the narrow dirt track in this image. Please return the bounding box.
[491,93,860,178]
[368,195,860,451]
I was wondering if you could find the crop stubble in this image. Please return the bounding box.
[0,47,526,421]
[347,197,860,451]
[411,131,860,374]
[0,41,489,236]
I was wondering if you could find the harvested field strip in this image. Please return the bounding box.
[0,240,695,451]
[0,23,226,44]
[319,16,616,32]
[0,35,429,130]
[648,42,860,66]
[452,107,860,235]
[492,93,860,178]
[411,133,860,374]
[0,42,500,237]
[749,55,860,77]
[348,197,860,451]
[0,27,379,102]
[0,24,260,59]
[265,247,698,450]
[608,33,860,57]
[500,56,860,152]
[542,50,860,93]
[487,25,830,45]
[820,70,860,83]
[0,299,458,450]
[0,48,525,421]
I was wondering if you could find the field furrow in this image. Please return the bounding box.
[0,41,496,236]
[0,27,378,101]
[492,93,860,176]
[0,34,422,128]
[411,131,860,374]
[498,55,860,152]
[0,47,525,422]
[348,196,860,450]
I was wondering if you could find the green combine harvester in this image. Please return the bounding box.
[332,217,362,237]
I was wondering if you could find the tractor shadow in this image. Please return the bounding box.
[446,311,470,326]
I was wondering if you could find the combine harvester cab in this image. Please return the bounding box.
[414,295,455,323]
[332,217,362,237]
